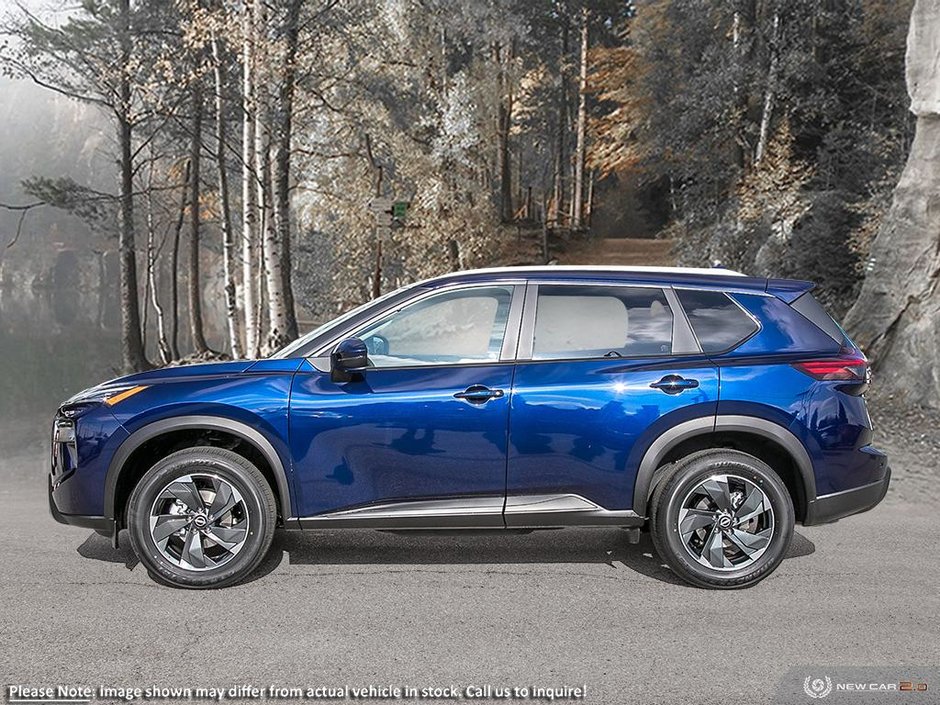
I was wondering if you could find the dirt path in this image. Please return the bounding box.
[558,236,676,266]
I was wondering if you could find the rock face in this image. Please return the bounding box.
[843,0,940,408]
[906,0,940,115]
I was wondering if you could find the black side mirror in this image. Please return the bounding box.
[331,337,369,382]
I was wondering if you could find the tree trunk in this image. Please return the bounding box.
[754,9,780,165]
[116,0,148,373]
[495,41,514,223]
[252,0,273,355]
[552,20,570,226]
[731,0,755,169]
[262,136,289,352]
[365,133,384,299]
[212,35,243,359]
[844,0,940,408]
[585,168,595,228]
[168,160,189,362]
[571,6,589,230]
[242,0,260,359]
[272,0,301,343]
[145,152,172,365]
[188,82,209,354]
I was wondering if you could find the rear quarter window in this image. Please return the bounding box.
[676,289,759,353]
[790,292,846,344]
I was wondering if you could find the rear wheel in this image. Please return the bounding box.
[650,449,794,589]
[127,447,276,589]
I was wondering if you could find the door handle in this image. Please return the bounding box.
[454,385,505,404]
[650,375,699,395]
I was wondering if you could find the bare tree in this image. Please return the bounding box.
[570,5,589,230]
[271,0,302,344]
[144,149,173,366]
[1,0,159,371]
[188,83,210,354]
[754,7,780,165]
[552,15,570,226]
[212,34,244,359]
[169,160,191,361]
[242,0,261,358]
[494,39,515,222]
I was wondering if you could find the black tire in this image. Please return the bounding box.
[649,449,794,589]
[127,447,276,589]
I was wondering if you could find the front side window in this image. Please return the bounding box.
[353,286,514,368]
[531,285,674,360]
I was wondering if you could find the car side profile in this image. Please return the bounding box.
[49,266,890,589]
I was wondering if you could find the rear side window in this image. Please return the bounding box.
[790,292,846,344]
[532,285,673,360]
[676,289,758,353]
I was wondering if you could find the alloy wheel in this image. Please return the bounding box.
[676,473,775,571]
[148,473,250,571]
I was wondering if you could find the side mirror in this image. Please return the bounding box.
[331,337,369,381]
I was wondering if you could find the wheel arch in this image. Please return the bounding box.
[633,415,816,521]
[104,415,293,526]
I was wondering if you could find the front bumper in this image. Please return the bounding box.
[48,476,113,533]
[803,464,891,526]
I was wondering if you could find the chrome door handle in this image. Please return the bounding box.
[650,375,699,395]
[454,385,505,404]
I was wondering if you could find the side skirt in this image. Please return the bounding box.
[294,494,644,531]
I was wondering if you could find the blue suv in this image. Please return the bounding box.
[49,266,890,589]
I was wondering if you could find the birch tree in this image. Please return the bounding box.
[187,81,210,354]
[241,0,261,357]
[211,30,243,359]
[570,5,589,230]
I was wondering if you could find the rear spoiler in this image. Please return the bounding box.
[765,278,814,304]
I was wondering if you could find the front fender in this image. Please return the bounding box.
[103,412,294,522]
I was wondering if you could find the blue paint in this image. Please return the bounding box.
[49,268,887,530]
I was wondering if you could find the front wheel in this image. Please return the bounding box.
[649,449,794,589]
[127,447,276,589]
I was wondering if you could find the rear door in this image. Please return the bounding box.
[506,281,719,520]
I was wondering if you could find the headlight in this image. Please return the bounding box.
[65,384,149,408]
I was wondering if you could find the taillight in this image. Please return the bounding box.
[792,356,867,381]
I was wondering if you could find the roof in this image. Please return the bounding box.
[440,265,747,277]
[416,264,784,293]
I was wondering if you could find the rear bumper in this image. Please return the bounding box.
[48,476,112,533]
[803,465,891,526]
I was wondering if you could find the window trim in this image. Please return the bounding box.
[673,287,763,356]
[516,281,699,363]
[309,282,526,370]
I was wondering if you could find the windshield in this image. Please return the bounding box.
[271,286,412,358]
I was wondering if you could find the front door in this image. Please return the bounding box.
[290,284,522,524]
[506,283,718,522]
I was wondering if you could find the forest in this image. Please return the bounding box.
[2,0,937,407]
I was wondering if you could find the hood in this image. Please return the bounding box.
[108,360,259,386]
[64,360,259,407]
